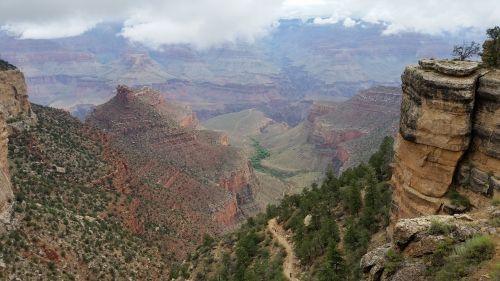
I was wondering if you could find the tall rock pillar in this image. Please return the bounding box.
[392,59,482,219]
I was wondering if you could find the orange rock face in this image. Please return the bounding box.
[392,60,499,220]
[392,60,499,219]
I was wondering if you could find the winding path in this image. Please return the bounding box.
[267,218,300,281]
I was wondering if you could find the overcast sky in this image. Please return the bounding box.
[0,0,498,48]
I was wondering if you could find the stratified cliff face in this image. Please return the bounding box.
[0,66,36,226]
[87,85,260,255]
[392,59,499,219]
[457,70,500,195]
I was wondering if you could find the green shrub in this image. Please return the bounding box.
[448,188,471,210]
[385,249,403,276]
[434,235,496,280]
[454,235,495,263]
[428,219,451,236]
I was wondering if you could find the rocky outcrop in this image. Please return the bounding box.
[0,69,34,121]
[391,59,500,219]
[0,66,36,228]
[361,214,485,281]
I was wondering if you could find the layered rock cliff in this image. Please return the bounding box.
[0,63,36,227]
[392,59,499,219]
[457,70,500,195]
[87,85,260,255]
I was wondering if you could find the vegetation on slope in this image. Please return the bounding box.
[187,136,395,280]
[1,105,165,280]
[429,234,496,281]
[249,138,296,181]
[174,213,288,281]
[249,138,270,171]
[268,136,394,280]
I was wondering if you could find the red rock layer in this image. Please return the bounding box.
[87,85,260,258]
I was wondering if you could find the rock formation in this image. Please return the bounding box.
[457,70,500,194]
[0,64,36,228]
[392,59,500,219]
[87,85,260,254]
[361,213,494,281]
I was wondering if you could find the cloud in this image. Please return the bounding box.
[313,17,340,25]
[0,0,283,48]
[343,17,357,28]
[1,18,99,39]
[285,0,500,35]
[120,0,283,49]
[0,0,498,48]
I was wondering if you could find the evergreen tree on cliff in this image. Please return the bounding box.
[482,26,500,67]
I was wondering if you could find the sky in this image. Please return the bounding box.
[0,0,498,48]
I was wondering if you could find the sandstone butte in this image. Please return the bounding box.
[0,66,36,230]
[392,58,500,220]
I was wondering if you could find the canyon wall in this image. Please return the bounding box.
[87,85,261,247]
[0,67,36,227]
[392,59,499,219]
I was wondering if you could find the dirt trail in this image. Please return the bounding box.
[267,218,300,281]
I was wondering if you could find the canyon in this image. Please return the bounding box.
[203,85,401,193]
[0,19,497,280]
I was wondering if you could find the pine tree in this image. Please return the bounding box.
[369,136,394,180]
[345,184,362,215]
[482,26,500,67]
[318,242,347,281]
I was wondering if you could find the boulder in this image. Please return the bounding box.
[392,215,477,249]
[360,244,391,281]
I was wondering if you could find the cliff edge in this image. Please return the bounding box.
[0,62,36,228]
